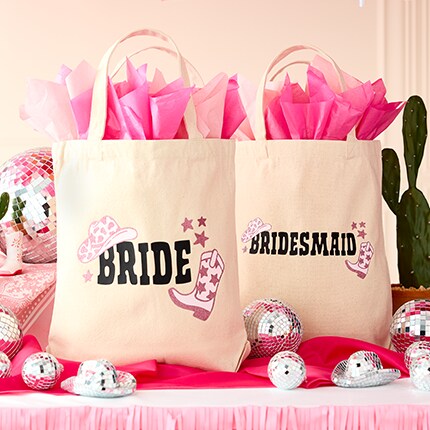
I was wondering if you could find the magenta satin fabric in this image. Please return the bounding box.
[0,335,408,394]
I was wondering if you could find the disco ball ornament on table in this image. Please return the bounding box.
[390,299,430,353]
[0,304,23,359]
[331,351,400,388]
[410,354,430,391]
[404,341,430,369]
[0,147,56,263]
[61,359,137,398]
[22,352,63,390]
[243,298,303,358]
[0,351,11,378]
[268,351,306,390]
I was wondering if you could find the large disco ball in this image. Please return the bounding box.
[390,299,430,353]
[243,298,303,358]
[0,148,56,263]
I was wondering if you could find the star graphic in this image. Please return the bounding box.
[242,245,248,253]
[207,291,216,300]
[83,270,93,282]
[199,266,208,277]
[194,231,209,247]
[210,274,219,286]
[359,221,366,228]
[359,258,364,264]
[197,216,207,227]
[357,229,367,239]
[196,282,206,293]
[181,217,193,232]
[351,222,357,230]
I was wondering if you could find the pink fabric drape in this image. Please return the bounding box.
[0,335,408,394]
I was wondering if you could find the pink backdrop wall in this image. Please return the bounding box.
[0,0,428,284]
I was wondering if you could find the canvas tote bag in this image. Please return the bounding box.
[236,46,392,346]
[48,29,250,370]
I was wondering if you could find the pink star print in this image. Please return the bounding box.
[357,229,367,239]
[359,221,366,228]
[242,245,248,253]
[210,274,219,286]
[351,222,357,230]
[207,291,216,300]
[83,270,93,282]
[196,282,206,293]
[199,266,208,277]
[197,216,207,227]
[194,231,209,248]
[181,217,193,232]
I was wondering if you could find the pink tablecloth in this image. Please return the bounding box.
[0,255,56,333]
[0,380,429,430]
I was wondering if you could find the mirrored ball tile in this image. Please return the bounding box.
[0,305,23,359]
[61,359,136,398]
[0,351,11,378]
[404,341,430,369]
[268,351,306,390]
[243,298,303,358]
[0,148,56,263]
[410,354,430,391]
[22,352,63,390]
[331,351,400,388]
[390,300,430,353]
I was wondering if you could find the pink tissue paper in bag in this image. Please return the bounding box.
[20,79,78,142]
[259,55,404,140]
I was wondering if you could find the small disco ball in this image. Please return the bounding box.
[410,354,430,391]
[0,304,23,359]
[390,299,430,353]
[243,298,303,358]
[22,352,63,390]
[0,351,11,378]
[0,147,56,263]
[404,341,430,369]
[268,351,306,390]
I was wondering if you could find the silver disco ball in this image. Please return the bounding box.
[0,148,56,263]
[243,298,303,358]
[390,300,430,353]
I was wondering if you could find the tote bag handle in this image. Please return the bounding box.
[255,45,356,141]
[111,46,204,87]
[88,29,202,140]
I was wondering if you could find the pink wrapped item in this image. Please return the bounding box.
[21,60,246,141]
[237,54,404,141]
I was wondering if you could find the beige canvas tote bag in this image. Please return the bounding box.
[236,46,392,346]
[48,29,250,370]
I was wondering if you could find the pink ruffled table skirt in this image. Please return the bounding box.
[1,380,429,430]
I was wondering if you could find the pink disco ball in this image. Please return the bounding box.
[390,299,430,353]
[0,148,56,263]
[0,304,23,359]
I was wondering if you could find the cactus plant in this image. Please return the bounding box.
[382,95,430,288]
[0,192,9,220]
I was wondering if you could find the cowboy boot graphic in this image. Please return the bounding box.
[345,241,374,279]
[0,230,23,276]
[168,249,224,321]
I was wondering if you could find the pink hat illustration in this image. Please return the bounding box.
[78,216,137,263]
[241,217,272,243]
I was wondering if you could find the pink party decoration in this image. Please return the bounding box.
[263,57,404,140]
[77,216,137,263]
[20,60,246,141]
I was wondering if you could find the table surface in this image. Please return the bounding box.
[1,379,429,408]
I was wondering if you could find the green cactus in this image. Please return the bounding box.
[382,95,430,288]
[0,192,9,220]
